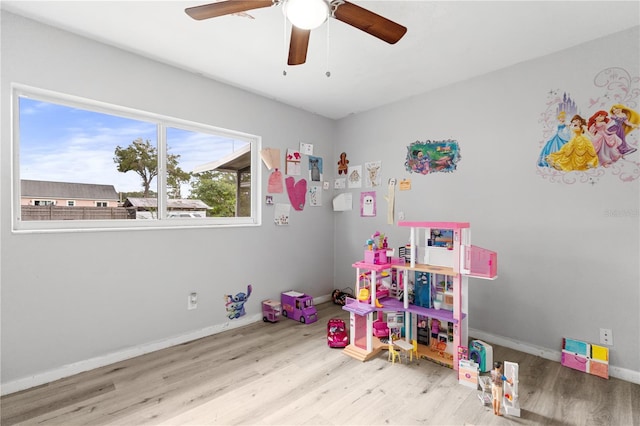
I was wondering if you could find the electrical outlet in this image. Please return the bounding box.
[600,328,613,346]
[188,292,198,310]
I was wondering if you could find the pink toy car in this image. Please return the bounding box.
[327,318,349,348]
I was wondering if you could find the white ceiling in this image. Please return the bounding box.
[3,1,639,120]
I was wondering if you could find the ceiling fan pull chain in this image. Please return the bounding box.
[282,10,288,76]
[325,17,331,77]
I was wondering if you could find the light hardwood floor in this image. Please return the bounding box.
[2,302,639,425]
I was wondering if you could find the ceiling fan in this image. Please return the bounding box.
[185,0,407,66]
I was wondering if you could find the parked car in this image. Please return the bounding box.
[327,318,348,348]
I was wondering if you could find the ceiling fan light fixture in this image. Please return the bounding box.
[284,0,329,30]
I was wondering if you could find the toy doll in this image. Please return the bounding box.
[491,361,513,416]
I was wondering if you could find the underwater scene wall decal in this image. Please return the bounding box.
[405,139,461,175]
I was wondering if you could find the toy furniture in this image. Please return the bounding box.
[458,358,479,389]
[388,341,401,364]
[503,361,520,417]
[342,221,497,369]
[393,338,414,362]
[561,337,609,379]
[410,339,418,361]
[262,299,281,323]
[372,318,389,338]
[470,340,493,373]
[478,376,492,406]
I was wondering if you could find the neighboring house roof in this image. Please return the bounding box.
[193,144,251,173]
[124,198,210,209]
[21,180,119,200]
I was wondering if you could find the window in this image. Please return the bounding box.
[13,84,261,232]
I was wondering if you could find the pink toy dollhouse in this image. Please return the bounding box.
[342,221,497,369]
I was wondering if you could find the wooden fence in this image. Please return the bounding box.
[21,206,132,221]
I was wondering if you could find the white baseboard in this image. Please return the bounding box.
[1,312,264,396]
[469,328,640,385]
[1,293,335,396]
[9,300,634,396]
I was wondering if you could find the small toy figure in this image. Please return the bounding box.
[337,152,349,175]
[430,319,440,340]
[491,361,513,416]
[331,288,353,306]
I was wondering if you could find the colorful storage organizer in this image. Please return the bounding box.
[561,337,609,379]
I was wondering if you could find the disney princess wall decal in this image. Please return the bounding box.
[537,67,639,183]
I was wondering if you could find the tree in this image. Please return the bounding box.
[167,163,192,199]
[114,138,190,198]
[190,171,237,217]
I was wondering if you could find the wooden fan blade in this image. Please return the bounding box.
[288,26,311,66]
[185,0,273,20]
[333,1,407,44]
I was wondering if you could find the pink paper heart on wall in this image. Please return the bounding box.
[285,176,307,211]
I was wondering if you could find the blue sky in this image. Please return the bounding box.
[19,97,248,195]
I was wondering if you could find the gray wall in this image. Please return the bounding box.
[1,10,639,392]
[333,27,639,375]
[1,12,336,389]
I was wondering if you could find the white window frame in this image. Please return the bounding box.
[12,84,262,233]
[67,200,76,207]
[95,201,107,207]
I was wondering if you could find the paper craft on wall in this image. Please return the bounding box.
[285,176,307,211]
[405,140,461,174]
[337,152,349,175]
[347,165,362,188]
[333,193,352,211]
[360,191,376,217]
[261,147,284,193]
[536,67,640,184]
[260,148,280,170]
[309,185,321,206]
[274,203,290,225]
[399,179,411,191]
[267,168,283,193]
[334,178,346,189]
[365,161,382,187]
[223,284,252,320]
[286,148,301,176]
[308,156,323,182]
[300,142,314,155]
[384,178,396,225]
